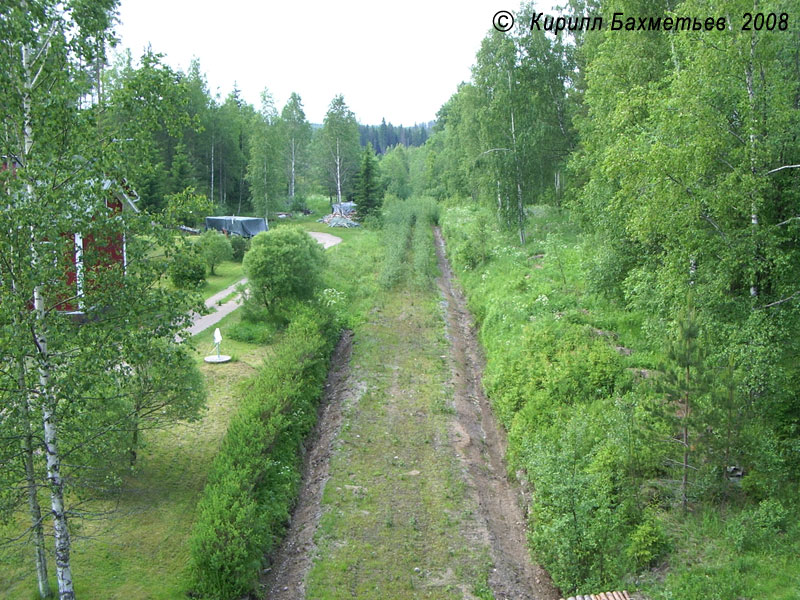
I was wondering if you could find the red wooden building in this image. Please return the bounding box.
[60,179,139,314]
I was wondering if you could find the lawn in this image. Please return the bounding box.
[196,259,244,303]
[0,309,267,599]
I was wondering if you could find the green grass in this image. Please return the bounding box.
[642,505,800,600]
[0,307,268,599]
[0,211,379,599]
[196,259,244,303]
[305,207,492,599]
[439,203,800,598]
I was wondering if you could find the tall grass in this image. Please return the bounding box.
[379,197,439,290]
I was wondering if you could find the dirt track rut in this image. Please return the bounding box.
[434,227,559,600]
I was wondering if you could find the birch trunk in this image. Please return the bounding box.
[23,34,74,600]
[19,361,51,599]
[508,72,525,245]
[35,291,75,599]
[745,19,759,298]
[335,138,342,204]
[289,137,296,200]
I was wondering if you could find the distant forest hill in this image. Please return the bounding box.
[310,119,434,154]
[359,120,434,154]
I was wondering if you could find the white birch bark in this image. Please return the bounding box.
[35,288,75,600]
[18,359,51,598]
[745,22,759,298]
[23,32,75,600]
[210,131,215,206]
[507,71,525,245]
[335,138,342,204]
[289,137,296,200]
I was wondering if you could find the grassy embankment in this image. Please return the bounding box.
[438,203,800,599]
[0,201,374,599]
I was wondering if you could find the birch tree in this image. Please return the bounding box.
[320,95,360,204]
[280,92,311,206]
[0,3,205,597]
[246,88,283,222]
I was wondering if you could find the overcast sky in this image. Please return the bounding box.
[114,0,554,126]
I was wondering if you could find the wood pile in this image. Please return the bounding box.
[560,591,633,600]
[317,213,359,227]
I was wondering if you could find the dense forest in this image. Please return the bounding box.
[2,0,799,598]
[358,120,433,154]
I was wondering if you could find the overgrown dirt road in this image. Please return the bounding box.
[434,227,559,600]
[261,228,558,599]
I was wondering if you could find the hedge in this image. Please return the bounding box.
[189,306,338,599]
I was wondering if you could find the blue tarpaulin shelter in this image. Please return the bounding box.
[205,216,267,238]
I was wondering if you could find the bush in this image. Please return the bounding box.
[230,235,249,262]
[189,472,262,599]
[197,230,233,275]
[288,194,307,212]
[168,248,206,289]
[726,498,788,552]
[189,308,338,598]
[242,227,326,320]
[627,512,670,570]
[227,320,273,344]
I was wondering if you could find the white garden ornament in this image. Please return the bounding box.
[204,327,231,363]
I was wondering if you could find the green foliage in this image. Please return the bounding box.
[440,206,493,271]
[165,187,213,228]
[378,197,415,289]
[227,319,273,344]
[439,205,665,593]
[354,142,382,218]
[318,94,360,203]
[242,227,326,321]
[378,197,438,289]
[197,230,233,276]
[726,498,788,553]
[189,307,338,598]
[189,471,262,599]
[380,144,411,199]
[230,235,249,262]
[168,245,207,289]
[627,512,670,571]
[246,88,285,220]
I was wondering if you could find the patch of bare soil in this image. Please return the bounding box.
[434,227,560,600]
[258,330,355,600]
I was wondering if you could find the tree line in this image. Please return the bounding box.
[358,119,432,155]
[98,50,426,218]
[416,0,800,594]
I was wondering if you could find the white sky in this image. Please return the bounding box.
[114,0,554,126]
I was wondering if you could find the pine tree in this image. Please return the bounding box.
[658,304,710,512]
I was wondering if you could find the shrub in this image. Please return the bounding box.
[168,248,206,289]
[189,471,262,599]
[197,230,233,275]
[227,320,273,344]
[242,227,326,319]
[626,512,670,570]
[230,235,249,262]
[726,498,788,552]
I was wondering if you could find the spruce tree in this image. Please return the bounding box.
[355,143,382,219]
